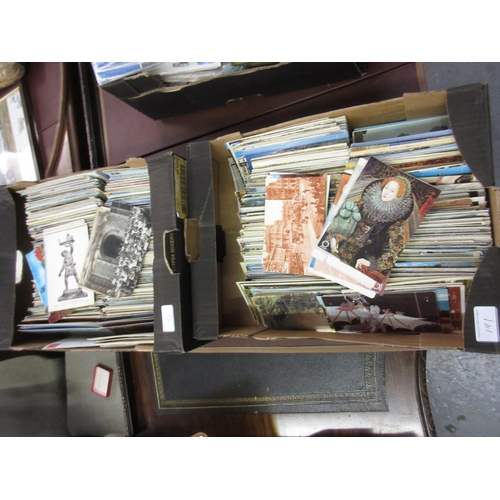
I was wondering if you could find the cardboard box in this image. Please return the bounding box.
[184,83,500,354]
[1,158,176,352]
[101,62,367,120]
[3,84,500,355]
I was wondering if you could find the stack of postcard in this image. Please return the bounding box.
[94,166,154,322]
[232,114,491,335]
[18,165,155,348]
[311,118,490,305]
[21,171,108,250]
[20,171,108,322]
[226,116,351,280]
[336,117,489,295]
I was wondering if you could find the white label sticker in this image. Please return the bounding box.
[474,306,500,342]
[15,250,23,284]
[161,305,175,332]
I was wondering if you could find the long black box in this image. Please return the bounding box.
[146,151,197,353]
[101,62,367,120]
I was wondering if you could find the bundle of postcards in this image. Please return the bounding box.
[228,114,491,335]
[18,163,155,349]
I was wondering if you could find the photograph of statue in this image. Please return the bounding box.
[43,220,94,313]
[57,233,88,301]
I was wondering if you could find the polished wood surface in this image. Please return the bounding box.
[128,351,431,437]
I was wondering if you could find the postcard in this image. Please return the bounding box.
[317,290,441,334]
[25,247,48,308]
[262,173,329,275]
[310,156,441,296]
[237,278,343,325]
[251,291,332,331]
[43,220,95,313]
[81,203,152,298]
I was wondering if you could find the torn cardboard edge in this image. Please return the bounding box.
[184,219,200,262]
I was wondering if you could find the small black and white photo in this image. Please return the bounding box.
[80,203,152,298]
[43,220,95,313]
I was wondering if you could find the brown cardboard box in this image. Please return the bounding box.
[1,158,176,352]
[185,83,500,354]
[3,84,499,354]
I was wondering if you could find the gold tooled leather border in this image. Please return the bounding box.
[151,352,386,411]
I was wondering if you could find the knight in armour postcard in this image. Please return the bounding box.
[58,233,82,292]
[43,220,95,313]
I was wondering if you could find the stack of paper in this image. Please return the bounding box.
[337,118,490,294]
[18,165,155,348]
[232,114,491,335]
[98,166,154,321]
[20,171,108,323]
[226,116,351,281]
[21,171,108,249]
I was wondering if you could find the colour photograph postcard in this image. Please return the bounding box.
[311,156,441,296]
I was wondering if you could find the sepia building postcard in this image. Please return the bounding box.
[262,173,329,276]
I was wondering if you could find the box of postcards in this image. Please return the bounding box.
[96,62,367,120]
[1,154,193,352]
[3,83,500,354]
[181,82,500,354]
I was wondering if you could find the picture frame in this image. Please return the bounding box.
[0,83,40,185]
